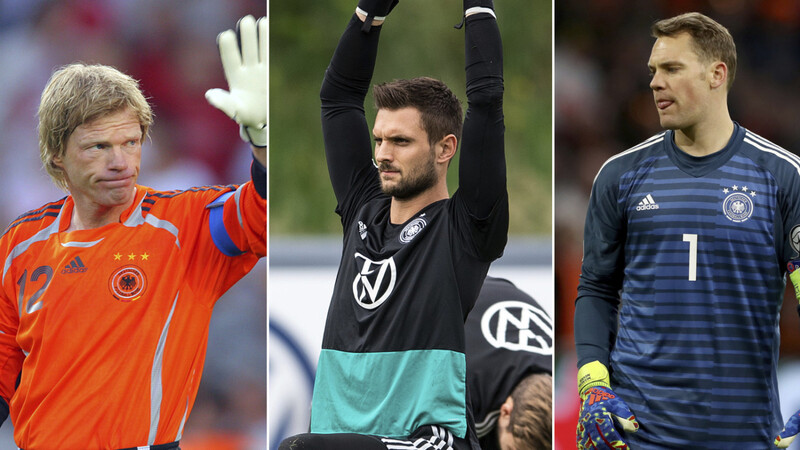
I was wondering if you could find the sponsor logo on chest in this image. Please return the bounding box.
[351,252,396,309]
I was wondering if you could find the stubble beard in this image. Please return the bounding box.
[379,149,438,200]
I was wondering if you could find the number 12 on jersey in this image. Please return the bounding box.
[683,234,697,281]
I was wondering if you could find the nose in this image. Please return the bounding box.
[375,140,393,163]
[107,145,128,170]
[650,71,663,91]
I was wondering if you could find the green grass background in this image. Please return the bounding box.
[270,0,551,235]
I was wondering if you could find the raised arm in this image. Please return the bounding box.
[321,1,398,207]
[457,0,507,218]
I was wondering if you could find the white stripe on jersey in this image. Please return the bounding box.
[744,136,800,176]
[474,409,500,437]
[381,427,455,450]
[745,130,800,170]
[592,132,666,185]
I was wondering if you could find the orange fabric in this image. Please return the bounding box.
[0,183,265,449]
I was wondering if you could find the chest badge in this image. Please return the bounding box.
[722,184,755,223]
[400,215,427,244]
[109,265,147,302]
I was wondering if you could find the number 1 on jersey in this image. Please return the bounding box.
[683,233,697,281]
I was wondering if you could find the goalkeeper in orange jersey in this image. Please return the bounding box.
[0,15,266,450]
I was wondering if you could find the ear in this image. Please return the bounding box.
[436,134,458,165]
[51,155,63,169]
[709,61,727,90]
[501,396,514,416]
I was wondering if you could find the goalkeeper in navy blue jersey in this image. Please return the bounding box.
[278,0,508,449]
[575,12,800,449]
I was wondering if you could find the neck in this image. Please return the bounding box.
[673,105,734,157]
[389,183,449,224]
[67,195,135,232]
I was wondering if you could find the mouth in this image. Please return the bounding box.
[98,176,134,188]
[656,99,674,110]
[378,164,400,177]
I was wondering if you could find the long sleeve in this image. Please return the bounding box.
[458,13,506,218]
[574,164,625,368]
[320,15,383,209]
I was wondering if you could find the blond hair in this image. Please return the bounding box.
[38,63,153,190]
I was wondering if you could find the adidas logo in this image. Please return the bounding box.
[636,194,660,211]
[587,387,616,406]
[62,256,87,274]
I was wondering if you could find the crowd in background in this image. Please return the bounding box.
[0,1,266,448]
[555,0,800,447]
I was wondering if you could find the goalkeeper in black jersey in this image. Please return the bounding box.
[279,0,508,449]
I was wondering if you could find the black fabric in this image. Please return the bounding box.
[279,427,478,450]
[279,433,387,450]
[460,13,506,219]
[321,15,382,212]
[0,397,7,428]
[250,155,266,199]
[356,0,399,32]
[574,296,619,368]
[463,0,494,13]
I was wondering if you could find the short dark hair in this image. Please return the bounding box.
[373,77,462,146]
[651,12,737,91]
[507,372,551,449]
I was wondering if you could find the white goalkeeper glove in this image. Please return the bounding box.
[205,15,267,148]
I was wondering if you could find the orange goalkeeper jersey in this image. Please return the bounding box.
[0,181,265,449]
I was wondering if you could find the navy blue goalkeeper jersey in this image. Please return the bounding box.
[577,123,800,448]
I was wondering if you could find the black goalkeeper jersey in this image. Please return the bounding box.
[310,11,508,446]
[311,175,507,438]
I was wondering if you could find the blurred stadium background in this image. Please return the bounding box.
[268,0,551,448]
[0,1,266,448]
[555,1,800,448]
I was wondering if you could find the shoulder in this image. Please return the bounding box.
[139,184,240,211]
[1,197,67,242]
[738,128,800,181]
[592,132,667,189]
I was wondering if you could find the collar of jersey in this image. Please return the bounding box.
[664,122,744,178]
[58,185,148,234]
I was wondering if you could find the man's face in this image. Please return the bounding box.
[648,32,715,131]
[373,107,439,200]
[55,107,142,210]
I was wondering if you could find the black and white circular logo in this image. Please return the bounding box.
[722,192,754,223]
[399,217,427,244]
[791,225,800,255]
